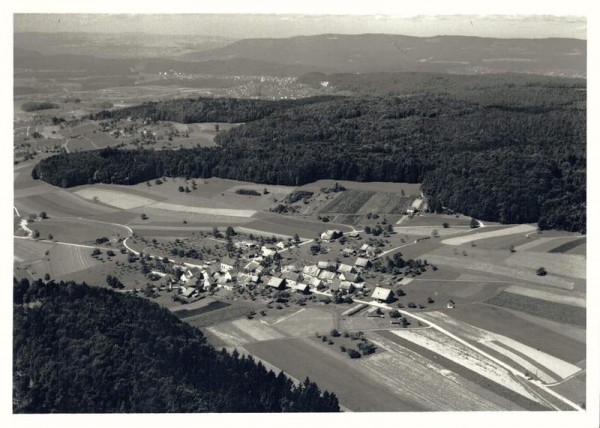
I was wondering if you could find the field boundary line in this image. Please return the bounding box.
[271,308,306,325]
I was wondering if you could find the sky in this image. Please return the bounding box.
[13,14,587,40]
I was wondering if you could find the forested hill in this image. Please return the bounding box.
[34,90,586,233]
[13,278,340,413]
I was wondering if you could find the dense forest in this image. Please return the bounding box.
[13,278,340,413]
[34,88,586,232]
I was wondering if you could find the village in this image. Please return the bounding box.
[133,223,449,324]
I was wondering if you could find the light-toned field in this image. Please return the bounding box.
[441,224,538,246]
[504,252,585,279]
[388,328,540,401]
[369,331,534,410]
[149,201,256,217]
[419,311,583,380]
[267,308,335,336]
[74,188,157,209]
[504,285,585,308]
[48,244,102,278]
[206,319,284,347]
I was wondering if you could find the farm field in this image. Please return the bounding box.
[374,330,544,410]
[244,336,425,411]
[424,250,575,290]
[47,244,103,278]
[423,307,585,364]
[29,217,129,244]
[503,285,585,308]
[16,190,118,218]
[413,312,582,383]
[486,292,586,327]
[14,238,55,263]
[504,252,585,279]
[441,224,538,246]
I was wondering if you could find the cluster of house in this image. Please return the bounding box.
[157,233,400,303]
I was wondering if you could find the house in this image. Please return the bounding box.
[267,276,286,290]
[354,257,371,268]
[241,240,257,248]
[317,261,337,271]
[447,299,456,309]
[261,246,277,257]
[291,283,310,294]
[371,286,394,303]
[307,277,324,290]
[181,286,196,298]
[282,271,300,283]
[275,241,286,250]
[244,260,261,273]
[360,244,375,256]
[281,264,299,273]
[339,281,355,293]
[302,265,321,278]
[202,277,215,290]
[342,248,356,257]
[237,272,259,287]
[339,272,361,283]
[220,258,236,272]
[320,229,343,242]
[318,270,337,281]
[337,264,355,274]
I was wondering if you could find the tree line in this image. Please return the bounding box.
[34,92,585,232]
[13,278,340,413]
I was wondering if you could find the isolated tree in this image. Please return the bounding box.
[442,222,449,228]
[178,186,185,192]
[225,226,236,238]
[44,273,50,281]
[33,230,40,239]
[293,233,300,243]
[536,267,547,276]
[48,233,53,240]
[469,217,480,229]
[140,213,148,220]
[39,211,48,219]
[92,248,101,256]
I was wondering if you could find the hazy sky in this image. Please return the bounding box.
[14,14,586,40]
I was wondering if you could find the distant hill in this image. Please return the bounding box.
[13,278,341,413]
[190,34,586,77]
[14,47,316,77]
[14,32,234,59]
